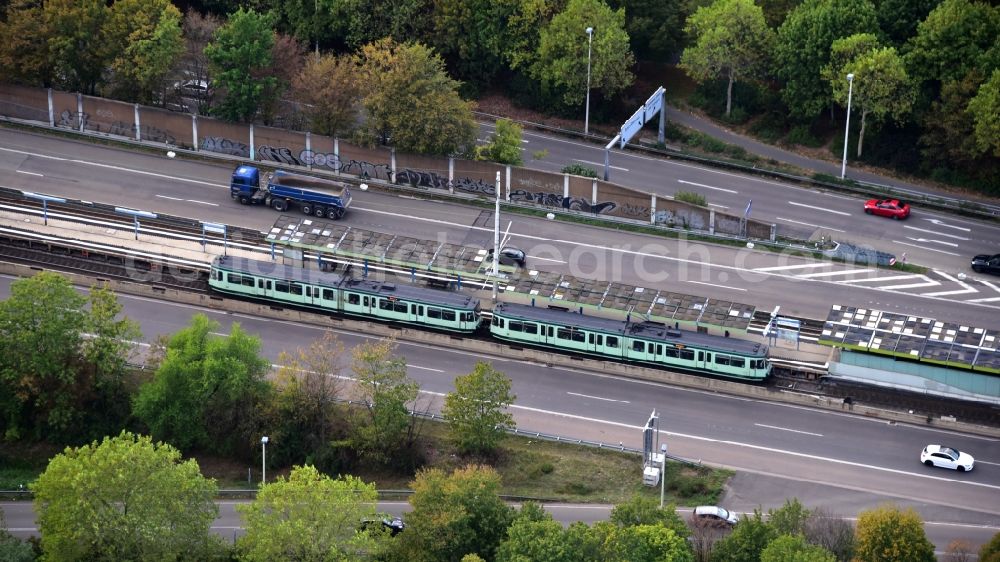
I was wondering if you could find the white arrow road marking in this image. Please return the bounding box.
[903,225,969,240]
[922,218,971,232]
[755,263,833,272]
[905,236,959,247]
[775,216,846,232]
[788,201,850,215]
[921,270,977,297]
[797,269,875,278]
[841,274,940,290]
[892,240,961,256]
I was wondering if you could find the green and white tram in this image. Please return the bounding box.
[490,303,771,381]
[209,256,481,333]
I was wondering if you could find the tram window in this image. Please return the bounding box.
[363,297,370,307]
[411,304,417,314]
[258,279,264,289]
[656,344,663,355]
[557,328,571,340]
[275,281,289,293]
[597,335,603,345]
[305,287,312,297]
[731,358,745,368]
[443,310,456,321]
[228,273,242,285]
[715,355,731,366]
[379,299,391,310]
[572,331,585,343]
[243,276,255,287]
[509,321,523,332]
[428,308,441,319]
[523,323,537,335]
[463,312,474,321]
[664,348,678,358]
[290,284,303,296]
[633,341,645,352]
[215,270,222,281]
[323,289,335,300]
[267,281,272,290]
[606,336,618,348]
[680,349,694,361]
[392,301,405,313]
[588,334,594,344]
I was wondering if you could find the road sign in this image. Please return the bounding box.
[620,109,645,148]
[644,87,664,122]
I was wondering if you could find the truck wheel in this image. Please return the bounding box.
[272,200,287,212]
[239,196,249,205]
[301,204,312,215]
[315,207,326,217]
[332,207,345,220]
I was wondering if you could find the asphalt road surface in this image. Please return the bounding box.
[0,129,998,326]
[0,276,996,555]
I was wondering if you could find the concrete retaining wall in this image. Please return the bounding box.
[3,261,996,438]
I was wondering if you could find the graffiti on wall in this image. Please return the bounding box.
[509,188,617,215]
[57,108,176,144]
[397,169,450,191]
[254,145,392,179]
[202,136,250,157]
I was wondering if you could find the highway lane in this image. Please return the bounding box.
[1,275,996,525]
[477,122,1000,271]
[2,129,999,326]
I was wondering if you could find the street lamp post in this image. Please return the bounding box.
[260,436,269,485]
[659,444,667,508]
[584,26,594,136]
[840,73,855,180]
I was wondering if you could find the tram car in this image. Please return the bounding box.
[490,303,771,381]
[209,256,481,333]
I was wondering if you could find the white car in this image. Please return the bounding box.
[693,505,739,526]
[920,444,974,472]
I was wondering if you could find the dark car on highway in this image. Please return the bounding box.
[971,254,1000,275]
[487,247,526,268]
[864,198,910,219]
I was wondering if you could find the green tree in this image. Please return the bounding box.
[396,465,515,561]
[332,0,433,51]
[758,0,803,28]
[873,0,938,46]
[0,510,34,562]
[610,495,690,542]
[431,0,517,92]
[355,38,477,155]
[236,465,384,561]
[761,534,836,562]
[802,507,855,562]
[853,504,935,562]
[442,361,516,455]
[291,53,362,137]
[968,69,1000,157]
[981,531,1000,562]
[349,337,419,464]
[205,7,277,122]
[477,118,524,165]
[44,0,111,94]
[496,507,576,562]
[503,0,563,73]
[767,498,811,536]
[710,510,777,562]
[775,0,878,120]
[612,0,689,60]
[267,332,347,469]
[530,0,636,110]
[903,0,1000,91]
[0,0,53,86]
[590,521,693,562]
[830,44,914,157]
[0,273,139,442]
[104,0,185,104]
[133,314,271,455]
[31,431,222,562]
[917,71,987,172]
[680,0,775,117]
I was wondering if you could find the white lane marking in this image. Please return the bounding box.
[709,203,728,209]
[678,179,737,194]
[754,423,823,437]
[528,255,568,263]
[905,236,959,248]
[788,201,851,216]
[754,263,832,272]
[878,281,941,290]
[16,170,43,177]
[409,365,444,373]
[775,216,846,232]
[841,274,924,283]
[156,194,184,201]
[568,392,629,403]
[966,297,1000,303]
[903,225,969,241]
[186,199,219,206]
[922,270,977,297]
[923,218,971,232]
[891,240,962,256]
[575,159,628,172]
[511,403,1000,492]
[977,460,1000,467]
[686,280,747,291]
[797,269,875,278]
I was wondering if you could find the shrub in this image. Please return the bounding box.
[785,124,822,147]
[696,134,727,153]
[561,164,598,178]
[675,191,707,207]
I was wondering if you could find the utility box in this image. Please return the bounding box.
[643,466,661,487]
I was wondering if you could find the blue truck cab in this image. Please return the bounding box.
[230,165,352,219]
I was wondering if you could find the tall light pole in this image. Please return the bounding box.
[492,171,500,302]
[659,443,667,508]
[840,73,855,180]
[584,26,594,135]
[260,436,269,485]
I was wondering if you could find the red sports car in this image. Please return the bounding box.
[864,198,910,219]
